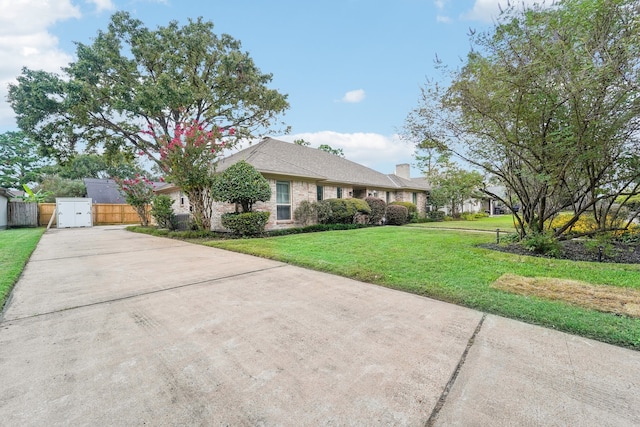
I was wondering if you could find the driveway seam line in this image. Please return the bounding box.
[0,264,287,324]
[425,313,487,427]
[27,244,194,263]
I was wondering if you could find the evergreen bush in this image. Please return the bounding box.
[386,204,409,225]
[221,211,270,236]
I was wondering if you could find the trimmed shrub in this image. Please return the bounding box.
[386,204,409,225]
[390,201,418,222]
[150,195,177,229]
[319,198,372,224]
[365,197,386,225]
[294,200,317,226]
[221,211,270,236]
[390,201,417,215]
[266,223,368,237]
[316,200,333,224]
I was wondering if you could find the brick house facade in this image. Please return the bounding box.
[156,138,431,231]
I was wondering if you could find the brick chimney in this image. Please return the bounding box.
[395,163,411,179]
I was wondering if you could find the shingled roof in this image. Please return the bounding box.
[216,138,430,191]
[83,178,126,204]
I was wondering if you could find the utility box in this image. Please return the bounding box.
[56,198,93,228]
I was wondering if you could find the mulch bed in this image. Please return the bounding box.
[481,240,640,264]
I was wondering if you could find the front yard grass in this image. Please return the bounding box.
[203,226,640,350]
[0,227,45,309]
[407,214,517,231]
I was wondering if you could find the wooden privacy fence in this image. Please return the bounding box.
[38,203,148,227]
[8,202,39,227]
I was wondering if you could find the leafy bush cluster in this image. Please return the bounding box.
[389,201,418,222]
[365,197,386,225]
[460,212,489,221]
[317,198,371,224]
[293,200,317,226]
[385,204,409,225]
[522,233,562,257]
[266,223,368,237]
[389,201,417,215]
[150,195,177,229]
[221,211,270,236]
[426,210,446,222]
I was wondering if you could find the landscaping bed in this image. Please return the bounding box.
[483,240,640,264]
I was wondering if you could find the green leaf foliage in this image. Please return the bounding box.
[385,204,409,225]
[212,161,271,213]
[150,195,177,230]
[8,12,289,165]
[0,131,48,189]
[364,197,386,225]
[317,198,371,224]
[405,0,640,238]
[221,211,270,236]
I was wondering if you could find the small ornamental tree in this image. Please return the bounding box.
[142,120,232,230]
[212,160,272,235]
[212,160,271,213]
[116,175,155,226]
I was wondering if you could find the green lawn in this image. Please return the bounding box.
[407,215,517,231]
[0,227,45,309]
[204,226,640,350]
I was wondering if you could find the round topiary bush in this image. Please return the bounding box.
[365,197,386,225]
[385,204,409,225]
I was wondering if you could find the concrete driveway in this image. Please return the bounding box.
[1,225,639,426]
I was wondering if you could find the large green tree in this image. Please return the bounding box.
[430,166,484,217]
[41,153,146,180]
[405,0,640,239]
[0,131,48,189]
[8,12,289,165]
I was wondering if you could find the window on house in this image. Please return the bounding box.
[412,192,417,205]
[180,192,185,206]
[276,181,291,220]
[317,185,324,201]
[337,187,343,199]
[386,192,390,204]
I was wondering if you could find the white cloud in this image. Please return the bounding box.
[464,0,550,22]
[87,0,116,12]
[341,89,366,103]
[0,0,80,128]
[434,0,448,10]
[437,15,452,23]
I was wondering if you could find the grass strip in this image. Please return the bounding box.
[0,227,45,309]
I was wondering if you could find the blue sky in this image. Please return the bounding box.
[0,0,540,176]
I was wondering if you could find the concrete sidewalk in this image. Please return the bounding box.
[1,226,639,426]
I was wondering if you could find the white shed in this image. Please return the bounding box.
[0,188,10,230]
[56,198,93,228]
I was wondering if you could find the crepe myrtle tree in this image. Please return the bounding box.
[8,11,289,165]
[146,120,231,230]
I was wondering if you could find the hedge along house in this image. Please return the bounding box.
[155,137,431,231]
